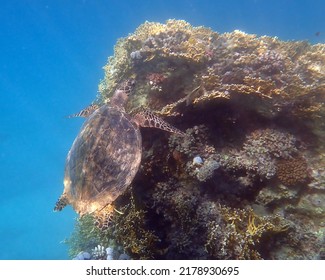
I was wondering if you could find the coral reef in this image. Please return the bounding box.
[276,156,308,186]
[308,152,325,191]
[72,246,131,260]
[65,20,325,260]
[65,214,104,258]
[219,128,299,180]
[73,251,91,260]
[204,206,289,260]
[65,195,159,260]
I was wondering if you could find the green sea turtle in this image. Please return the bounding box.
[54,79,184,227]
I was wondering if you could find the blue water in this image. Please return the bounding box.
[0,0,323,259]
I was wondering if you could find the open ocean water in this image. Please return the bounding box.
[0,0,323,259]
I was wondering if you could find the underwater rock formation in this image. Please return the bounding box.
[66,19,325,259]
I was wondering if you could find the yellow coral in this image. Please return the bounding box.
[97,19,324,131]
[246,212,275,238]
[206,206,289,259]
[112,196,159,259]
[129,21,166,41]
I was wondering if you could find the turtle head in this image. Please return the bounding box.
[111,79,136,108]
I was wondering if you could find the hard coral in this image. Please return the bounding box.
[243,128,298,159]
[205,206,288,260]
[111,197,159,259]
[64,214,108,259]
[150,179,203,258]
[195,159,220,182]
[219,128,299,180]
[98,19,324,126]
[276,156,308,186]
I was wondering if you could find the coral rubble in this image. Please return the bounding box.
[67,20,325,259]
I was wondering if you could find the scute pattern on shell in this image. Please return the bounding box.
[64,105,142,216]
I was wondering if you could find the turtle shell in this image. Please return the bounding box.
[63,104,142,216]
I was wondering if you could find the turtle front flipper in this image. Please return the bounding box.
[66,104,100,118]
[133,109,185,136]
[54,193,69,211]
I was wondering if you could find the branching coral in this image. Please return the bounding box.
[98,19,324,127]
[64,214,107,259]
[65,195,159,260]
[168,125,223,181]
[204,206,289,259]
[243,128,298,159]
[219,128,299,180]
[109,197,159,259]
[150,179,203,258]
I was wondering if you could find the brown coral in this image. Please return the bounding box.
[276,156,308,186]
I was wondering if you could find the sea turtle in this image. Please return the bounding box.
[54,79,184,227]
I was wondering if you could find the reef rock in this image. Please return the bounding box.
[66,20,325,260]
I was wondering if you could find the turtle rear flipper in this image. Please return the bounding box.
[54,193,69,211]
[66,104,100,118]
[133,109,185,136]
